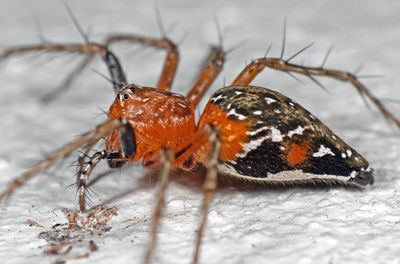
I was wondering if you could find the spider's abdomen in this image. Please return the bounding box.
[197,85,373,186]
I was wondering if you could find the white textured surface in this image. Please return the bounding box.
[1,1,400,263]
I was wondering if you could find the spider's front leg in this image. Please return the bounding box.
[0,43,105,102]
[192,124,221,264]
[0,118,127,202]
[77,122,136,212]
[1,33,179,101]
[140,123,220,264]
[76,150,119,212]
[144,148,175,264]
[106,35,179,91]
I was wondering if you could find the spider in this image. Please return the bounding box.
[0,16,399,264]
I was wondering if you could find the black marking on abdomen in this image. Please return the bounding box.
[208,85,373,185]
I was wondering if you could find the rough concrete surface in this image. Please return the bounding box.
[0,1,399,263]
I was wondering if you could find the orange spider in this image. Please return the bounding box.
[1,23,399,264]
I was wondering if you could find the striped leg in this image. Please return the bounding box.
[0,119,126,202]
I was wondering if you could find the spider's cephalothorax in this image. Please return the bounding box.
[106,84,197,169]
[197,86,373,186]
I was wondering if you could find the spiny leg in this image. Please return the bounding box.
[147,123,220,262]
[192,125,221,264]
[106,35,179,91]
[76,150,121,212]
[0,118,126,202]
[144,148,175,264]
[1,35,179,98]
[231,56,400,128]
[186,46,225,107]
[1,42,108,101]
[77,150,104,212]
[0,43,104,58]
[77,121,136,212]
[142,124,219,264]
[42,54,95,102]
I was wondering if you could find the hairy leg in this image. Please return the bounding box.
[0,118,126,202]
[144,148,175,264]
[1,43,108,101]
[76,150,121,212]
[186,47,225,107]
[231,56,400,128]
[106,35,179,91]
[192,125,221,264]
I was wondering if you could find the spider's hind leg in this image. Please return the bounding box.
[231,52,400,128]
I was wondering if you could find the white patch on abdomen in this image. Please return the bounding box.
[287,126,304,137]
[239,127,283,158]
[227,108,246,120]
[217,165,351,184]
[313,145,335,157]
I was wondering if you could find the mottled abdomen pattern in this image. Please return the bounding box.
[197,85,373,186]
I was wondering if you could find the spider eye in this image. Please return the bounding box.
[129,87,135,92]
[123,94,129,100]
[117,94,121,100]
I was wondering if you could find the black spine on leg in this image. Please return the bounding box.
[119,122,136,158]
[102,51,127,93]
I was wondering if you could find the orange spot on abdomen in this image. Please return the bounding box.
[286,142,309,165]
[196,103,248,162]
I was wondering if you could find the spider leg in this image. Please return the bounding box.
[102,50,127,93]
[42,54,95,102]
[77,121,136,211]
[173,124,215,168]
[143,123,219,263]
[144,148,175,264]
[0,118,126,202]
[77,150,104,212]
[150,123,221,263]
[2,35,179,97]
[105,35,179,91]
[0,43,103,58]
[186,46,225,107]
[76,150,121,212]
[1,42,127,101]
[231,56,400,128]
[1,43,110,101]
[192,125,221,264]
